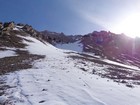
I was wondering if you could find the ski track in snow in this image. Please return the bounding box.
[1,36,140,105]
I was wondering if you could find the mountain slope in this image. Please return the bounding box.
[52,31,140,68]
[0,23,44,75]
[0,23,140,105]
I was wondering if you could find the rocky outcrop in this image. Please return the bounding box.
[22,24,32,31]
[0,22,3,29]
[22,24,40,38]
[3,22,15,29]
[17,23,25,26]
[0,22,15,35]
[41,30,82,45]
[0,22,43,42]
[81,31,140,61]
[0,22,3,35]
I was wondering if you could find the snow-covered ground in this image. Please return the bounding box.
[103,59,140,71]
[55,41,83,52]
[1,36,140,105]
[0,50,16,58]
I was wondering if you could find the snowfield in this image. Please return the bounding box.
[1,36,140,105]
[55,41,83,52]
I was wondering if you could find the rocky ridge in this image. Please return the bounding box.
[0,22,45,75]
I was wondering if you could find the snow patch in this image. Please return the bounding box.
[13,27,19,31]
[103,59,140,70]
[0,50,16,58]
[56,41,83,52]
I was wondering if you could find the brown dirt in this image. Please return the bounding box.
[0,50,45,75]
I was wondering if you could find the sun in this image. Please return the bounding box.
[112,13,140,38]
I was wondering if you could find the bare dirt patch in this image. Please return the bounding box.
[0,50,45,75]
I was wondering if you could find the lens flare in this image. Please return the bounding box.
[112,13,140,38]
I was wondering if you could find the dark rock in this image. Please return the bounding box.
[39,100,45,103]
[126,84,133,88]
[1,22,15,35]
[41,30,82,45]
[0,22,3,29]
[17,23,25,26]
[47,79,50,82]
[3,21,15,29]
[80,68,87,71]
[42,89,47,91]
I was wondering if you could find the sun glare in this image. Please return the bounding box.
[112,13,140,38]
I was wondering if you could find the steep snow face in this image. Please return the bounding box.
[55,41,83,52]
[1,36,140,105]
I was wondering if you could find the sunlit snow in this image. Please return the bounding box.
[1,36,140,105]
[0,50,16,58]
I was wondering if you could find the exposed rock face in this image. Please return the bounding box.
[3,22,15,29]
[41,29,140,61]
[17,23,25,26]
[1,22,15,35]
[0,22,3,29]
[41,30,82,45]
[23,24,32,31]
[22,24,39,38]
[81,31,140,61]
[0,22,43,42]
[0,22,3,35]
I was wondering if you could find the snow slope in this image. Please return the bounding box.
[1,36,140,105]
[55,41,83,52]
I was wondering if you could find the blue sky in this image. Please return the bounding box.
[0,0,140,35]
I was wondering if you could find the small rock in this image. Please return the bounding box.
[126,84,133,88]
[39,100,45,103]
[42,89,47,91]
